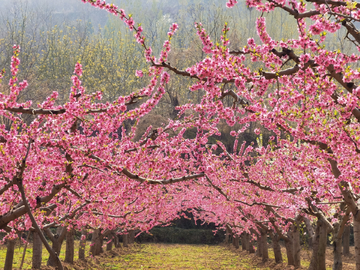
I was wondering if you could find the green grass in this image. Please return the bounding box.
[83,243,264,270]
[1,242,346,269]
[0,242,267,270]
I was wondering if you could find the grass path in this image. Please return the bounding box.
[98,243,253,269]
[0,242,268,269]
[2,242,355,269]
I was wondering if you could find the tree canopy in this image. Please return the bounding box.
[2,0,360,269]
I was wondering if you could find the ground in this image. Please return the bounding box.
[0,241,357,269]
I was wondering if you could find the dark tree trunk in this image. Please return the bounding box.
[65,229,75,264]
[129,230,135,244]
[47,238,62,267]
[114,233,120,248]
[225,226,231,244]
[304,217,315,249]
[32,231,43,269]
[248,234,255,253]
[270,232,283,264]
[284,230,295,267]
[261,230,268,262]
[90,229,103,256]
[343,224,351,256]
[332,205,351,270]
[241,233,247,251]
[233,235,240,249]
[309,218,328,270]
[333,231,343,270]
[106,233,113,251]
[46,227,66,267]
[256,233,262,257]
[293,223,301,268]
[123,233,129,247]
[4,239,15,270]
[79,228,87,260]
[353,219,360,270]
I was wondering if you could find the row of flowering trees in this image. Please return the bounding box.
[2,0,360,269]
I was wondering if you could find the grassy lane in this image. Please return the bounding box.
[0,242,266,269]
[102,243,253,269]
[2,242,355,269]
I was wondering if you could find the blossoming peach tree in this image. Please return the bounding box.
[2,0,360,269]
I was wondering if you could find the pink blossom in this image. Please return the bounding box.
[135,70,143,77]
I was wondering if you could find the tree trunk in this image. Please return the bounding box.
[309,218,327,270]
[32,231,43,269]
[106,233,113,251]
[233,235,240,249]
[47,238,62,267]
[332,204,350,270]
[114,233,120,248]
[90,229,103,256]
[225,226,231,244]
[123,233,129,247]
[354,219,360,270]
[65,229,75,264]
[256,233,262,257]
[261,230,268,262]
[248,234,255,253]
[333,230,343,270]
[293,224,301,268]
[241,233,247,251]
[343,224,351,256]
[284,234,295,266]
[79,228,87,260]
[304,217,315,249]
[4,239,15,270]
[129,230,135,244]
[270,232,283,264]
[285,239,295,266]
[47,227,66,267]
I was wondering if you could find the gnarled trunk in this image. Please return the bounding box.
[293,223,301,268]
[248,234,255,253]
[233,235,240,249]
[47,240,62,267]
[241,233,247,251]
[114,233,120,248]
[32,231,43,269]
[123,233,129,247]
[225,226,231,244]
[106,233,114,251]
[4,239,15,270]
[333,230,343,270]
[79,228,87,260]
[256,232,262,257]
[285,238,295,266]
[65,229,75,264]
[284,228,295,266]
[47,238,62,267]
[46,227,66,267]
[332,204,350,270]
[304,217,315,249]
[354,219,360,270]
[309,218,327,270]
[261,230,268,262]
[270,231,283,264]
[129,230,135,244]
[90,229,103,256]
[342,224,350,256]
